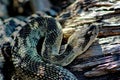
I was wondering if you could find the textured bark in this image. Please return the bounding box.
[60,0,120,40]
[62,24,120,41]
[98,24,120,37]
[84,60,120,77]
[58,1,120,78]
[70,35,120,77]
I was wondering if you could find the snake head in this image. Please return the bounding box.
[81,24,99,51]
[68,24,99,56]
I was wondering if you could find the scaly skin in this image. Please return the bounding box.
[1,13,98,79]
[11,15,78,80]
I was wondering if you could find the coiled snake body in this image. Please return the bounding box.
[2,14,99,80]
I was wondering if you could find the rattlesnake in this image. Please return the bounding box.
[1,13,99,80]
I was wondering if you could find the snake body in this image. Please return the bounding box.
[1,13,99,79]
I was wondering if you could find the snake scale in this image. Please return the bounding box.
[1,13,99,80]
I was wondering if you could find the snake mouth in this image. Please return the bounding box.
[36,37,45,55]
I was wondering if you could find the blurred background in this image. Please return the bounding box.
[0,0,75,18]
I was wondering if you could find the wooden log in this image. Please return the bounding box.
[71,54,120,71]
[93,2,113,7]
[58,0,120,79]
[58,0,120,42]
[84,70,108,77]
[98,24,120,37]
[62,24,120,41]
[84,60,120,77]
[69,35,120,77]
[93,60,120,70]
